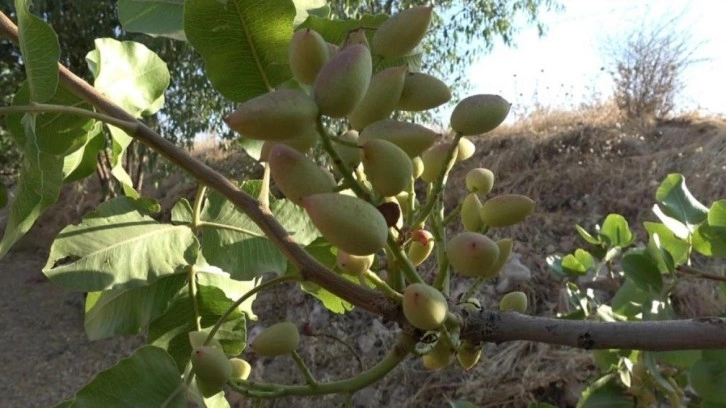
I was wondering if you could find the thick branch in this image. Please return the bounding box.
[463,311,726,351]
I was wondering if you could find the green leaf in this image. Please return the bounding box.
[690,359,726,403]
[0,116,64,258]
[86,38,170,196]
[709,200,726,228]
[63,346,185,408]
[118,0,186,41]
[655,350,701,369]
[693,224,726,258]
[237,138,265,161]
[292,0,330,25]
[644,222,690,267]
[84,273,188,340]
[546,254,567,278]
[184,0,295,102]
[561,249,594,275]
[15,0,59,102]
[621,250,663,293]
[200,180,319,280]
[196,267,260,320]
[43,197,199,292]
[0,184,6,209]
[655,173,708,228]
[171,198,194,225]
[577,374,632,408]
[576,224,601,245]
[600,214,634,248]
[610,280,650,319]
[148,283,246,370]
[62,126,105,183]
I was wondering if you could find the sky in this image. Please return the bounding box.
[467,0,726,122]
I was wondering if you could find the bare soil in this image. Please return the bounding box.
[1,111,725,407]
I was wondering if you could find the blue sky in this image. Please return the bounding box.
[467,0,726,121]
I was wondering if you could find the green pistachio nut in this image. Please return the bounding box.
[402,282,448,331]
[302,193,388,255]
[224,89,319,140]
[479,194,535,227]
[343,27,370,49]
[359,119,439,158]
[499,291,528,313]
[465,168,495,195]
[456,137,476,161]
[289,28,330,85]
[361,139,413,196]
[336,250,375,275]
[229,358,252,381]
[450,94,511,136]
[349,65,408,130]
[191,346,233,390]
[411,156,424,179]
[419,143,455,183]
[446,232,500,278]
[407,229,434,266]
[422,337,454,370]
[461,192,484,232]
[490,238,514,276]
[314,44,372,118]
[456,341,482,370]
[268,144,336,205]
[250,322,301,357]
[397,72,452,111]
[372,6,433,59]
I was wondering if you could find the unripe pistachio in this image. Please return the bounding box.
[224,89,318,140]
[361,139,413,197]
[289,28,330,85]
[260,126,319,162]
[189,331,223,351]
[336,250,374,275]
[302,193,388,255]
[402,282,448,331]
[456,137,476,161]
[450,94,511,136]
[490,238,514,276]
[268,144,336,204]
[446,232,500,278]
[412,156,424,179]
[334,130,362,172]
[349,65,408,130]
[250,322,300,357]
[372,6,433,59]
[461,193,484,232]
[479,194,535,227]
[229,358,252,381]
[499,291,528,313]
[314,44,372,118]
[420,143,454,183]
[359,119,439,158]
[422,337,454,370]
[465,168,495,195]
[398,72,452,111]
[407,229,434,266]
[343,27,370,49]
[326,42,340,58]
[456,341,482,370]
[191,346,233,390]
[396,191,412,218]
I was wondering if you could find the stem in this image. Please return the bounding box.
[205,275,299,345]
[291,350,318,387]
[229,333,415,398]
[0,103,138,133]
[431,197,450,294]
[677,265,726,283]
[259,162,271,208]
[412,133,463,227]
[188,265,202,331]
[461,277,485,302]
[316,118,370,201]
[192,185,207,229]
[364,270,403,300]
[443,203,462,226]
[386,233,423,284]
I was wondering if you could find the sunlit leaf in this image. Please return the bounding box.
[43,197,199,292]
[693,224,726,258]
[118,0,186,41]
[293,0,330,25]
[184,0,295,102]
[575,224,601,245]
[600,214,634,248]
[621,250,662,293]
[655,173,708,228]
[709,200,726,228]
[610,280,649,319]
[644,222,690,267]
[15,0,59,102]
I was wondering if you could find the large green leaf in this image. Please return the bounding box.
[148,282,247,371]
[118,0,186,41]
[644,222,690,267]
[0,116,64,258]
[610,280,650,319]
[86,38,170,197]
[600,214,634,248]
[693,223,726,258]
[43,197,199,292]
[709,200,726,228]
[62,126,105,183]
[621,250,662,293]
[689,358,726,404]
[200,180,319,280]
[84,272,189,340]
[15,0,59,103]
[655,173,708,228]
[184,0,295,102]
[577,374,632,408]
[63,346,185,408]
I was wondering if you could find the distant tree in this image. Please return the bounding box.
[602,14,702,120]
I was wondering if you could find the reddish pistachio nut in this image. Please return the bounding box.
[402,283,448,331]
[314,44,372,118]
[349,65,408,130]
[361,139,413,196]
[289,28,329,85]
[268,144,336,204]
[407,229,434,266]
[447,232,500,278]
[359,119,439,158]
[224,89,318,140]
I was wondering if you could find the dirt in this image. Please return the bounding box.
[1,111,725,407]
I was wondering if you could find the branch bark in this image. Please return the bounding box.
[2,10,726,352]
